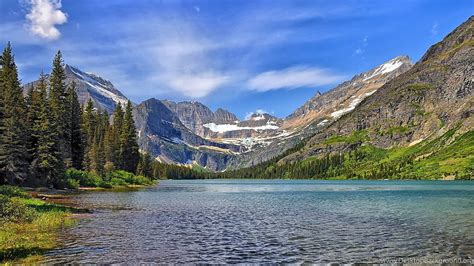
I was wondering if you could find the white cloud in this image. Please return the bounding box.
[25,0,67,40]
[165,72,230,98]
[247,66,344,92]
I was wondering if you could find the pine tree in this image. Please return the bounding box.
[120,101,139,173]
[0,64,6,184]
[0,43,29,184]
[94,110,108,176]
[82,99,95,171]
[108,104,124,168]
[26,84,41,156]
[66,81,84,169]
[137,152,153,178]
[32,73,64,186]
[49,50,70,166]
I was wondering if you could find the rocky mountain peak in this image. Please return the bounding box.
[24,64,129,114]
[285,55,413,128]
[420,15,473,63]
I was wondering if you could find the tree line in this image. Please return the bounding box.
[0,43,160,187]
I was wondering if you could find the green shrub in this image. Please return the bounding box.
[130,175,152,185]
[64,169,102,187]
[0,195,37,224]
[64,169,153,188]
[0,185,30,198]
[99,182,113,189]
[108,170,152,186]
[110,177,127,186]
[65,178,80,189]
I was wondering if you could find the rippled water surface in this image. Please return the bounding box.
[43,180,474,263]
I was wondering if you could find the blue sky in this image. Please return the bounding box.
[0,0,472,119]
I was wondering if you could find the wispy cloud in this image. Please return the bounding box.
[431,22,438,36]
[165,72,230,98]
[354,35,368,55]
[7,1,349,100]
[247,66,344,92]
[25,0,67,40]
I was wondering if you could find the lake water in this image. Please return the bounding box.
[43,180,474,264]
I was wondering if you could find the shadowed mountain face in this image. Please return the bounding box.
[132,99,241,170]
[280,15,473,163]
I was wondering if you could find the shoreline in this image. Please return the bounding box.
[0,183,156,264]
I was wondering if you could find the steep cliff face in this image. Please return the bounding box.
[281,16,473,163]
[161,100,238,137]
[133,99,240,170]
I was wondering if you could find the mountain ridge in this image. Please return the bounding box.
[275,15,473,178]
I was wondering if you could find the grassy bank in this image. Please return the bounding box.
[0,169,157,263]
[0,186,80,263]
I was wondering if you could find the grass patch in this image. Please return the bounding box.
[379,126,411,137]
[406,83,434,91]
[354,129,474,179]
[0,187,75,263]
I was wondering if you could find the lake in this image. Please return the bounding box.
[43,180,474,263]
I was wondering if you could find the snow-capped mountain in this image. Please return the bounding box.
[64,65,129,113]
[285,56,413,130]
[24,64,129,114]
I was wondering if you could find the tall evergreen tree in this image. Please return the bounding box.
[26,84,41,157]
[0,43,29,184]
[82,99,96,171]
[92,110,108,176]
[137,152,153,178]
[49,50,71,166]
[31,73,64,186]
[66,81,84,169]
[120,101,139,173]
[107,104,124,168]
[0,60,6,184]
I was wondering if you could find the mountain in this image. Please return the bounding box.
[284,56,413,130]
[277,15,473,179]
[133,99,242,170]
[21,56,414,171]
[161,100,238,137]
[24,64,129,114]
[227,55,414,168]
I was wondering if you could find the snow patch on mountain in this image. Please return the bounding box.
[68,66,128,106]
[219,130,294,152]
[203,122,279,133]
[317,119,329,126]
[363,57,405,81]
